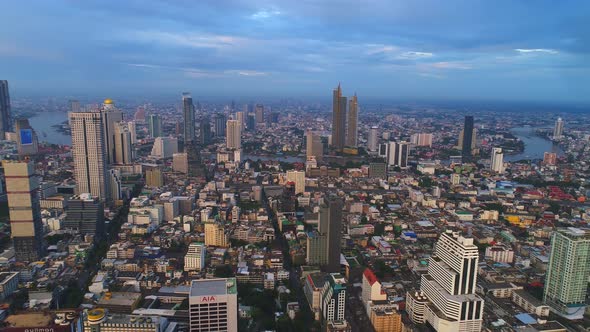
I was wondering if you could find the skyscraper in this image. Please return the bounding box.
[183,92,195,143]
[100,99,123,165]
[63,193,105,238]
[199,116,211,145]
[346,94,358,147]
[553,117,564,140]
[255,104,265,124]
[246,113,256,132]
[3,160,44,262]
[286,170,305,194]
[410,133,433,147]
[490,147,504,173]
[70,111,109,200]
[0,80,12,139]
[215,113,227,137]
[406,230,484,332]
[331,84,347,150]
[368,126,379,152]
[15,118,39,156]
[461,116,474,161]
[319,197,343,273]
[114,122,133,165]
[306,131,324,161]
[148,114,162,138]
[386,141,409,168]
[128,121,137,144]
[235,111,245,130]
[226,119,241,149]
[189,278,238,332]
[543,227,590,320]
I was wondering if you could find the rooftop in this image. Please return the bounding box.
[190,278,237,297]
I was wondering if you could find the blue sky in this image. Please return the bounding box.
[1,0,589,102]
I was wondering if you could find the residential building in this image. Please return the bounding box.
[205,222,229,248]
[173,153,189,174]
[226,119,241,149]
[286,170,305,194]
[368,126,379,151]
[321,273,346,323]
[553,117,564,139]
[184,242,206,272]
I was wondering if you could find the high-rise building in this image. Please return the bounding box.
[320,273,346,323]
[148,114,162,138]
[543,152,557,165]
[109,169,122,201]
[134,107,146,122]
[184,242,206,272]
[204,222,229,247]
[15,118,39,155]
[269,112,279,124]
[386,141,409,168]
[406,230,484,332]
[235,111,245,131]
[319,197,343,273]
[543,227,590,320]
[100,99,123,165]
[189,278,238,332]
[70,111,109,200]
[0,80,12,139]
[114,122,133,165]
[199,116,211,145]
[215,113,227,137]
[127,121,138,144]
[226,119,241,149]
[145,167,164,188]
[63,193,105,238]
[286,170,305,195]
[368,126,379,152]
[346,94,358,147]
[246,113,256,132]
[490,147,504,173]
[553,117,564,140]
[183,92,195,143]
[411,133,433,147]
[172,152,189,174]
[255,104,265,124]
[306,131,324,161]
[3,160,44,262]
[331,84,347,150]
[461,116,474,161]
[150,137,178,159]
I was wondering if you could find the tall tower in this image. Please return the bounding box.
[226,119,241,149]
[69,111,109,200]
[183,92,195,143]
[255,104,265,125]
[215,113,227,137]
[319,197,343,273]
[543,227,590,319]
[0,80,12,139]
[331,84,347,150]
[490,147,504,173]
[235,111,245,131]
[199,116,211,145]
[553,117,564,140]
[3,160,44,262]
[368,126,378,152]
[346,94,358,147]
[386,141,409,168]
[461,116,474,162]
[148,114,162,138]
[407,230,484,332]
[100,98,123,165]
[114,122,133,165]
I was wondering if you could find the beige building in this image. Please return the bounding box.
[172,152,188,173]
[286,170,305,194]
[205,222,229,247]
[145,168,164,188]
[100,98,123,165]
[346,94,358,147]
[370,308,402,332]
[69,110,109,200]
[226,119,241,149]
[114,121,133,165]
[3,160,44,261]
[306,131,323,160]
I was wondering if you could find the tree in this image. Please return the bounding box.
[214,265,234,278]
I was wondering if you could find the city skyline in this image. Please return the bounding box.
[0,1,589,103]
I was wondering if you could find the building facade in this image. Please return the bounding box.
[331,84,347,150]
[189,278,238,332]
[0,80,12,139]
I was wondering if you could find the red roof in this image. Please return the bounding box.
[363,268,379,286]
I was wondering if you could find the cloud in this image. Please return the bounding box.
[398,51,434,59]
[366,44,397,55]
[428,61,473,70]
[419,72,445,79]
[514,48,558,54]
[225,70,268,76]
[127,30,246,49]
[250,8,282,20]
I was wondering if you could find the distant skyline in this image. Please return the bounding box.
[1,0,589,103]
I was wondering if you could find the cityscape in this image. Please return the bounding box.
[1,1,590,332]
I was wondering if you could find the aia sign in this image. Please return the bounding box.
[200,296,216,303]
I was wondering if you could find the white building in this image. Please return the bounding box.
[184,242,206,272]
[226,119,241,149]
[320,273,346,323]
[406,230,484,332]
[490,147,504,173]
[151,137,178,159]
[189,278,238,332]
[368,126,379,152]
[485,243,514,263]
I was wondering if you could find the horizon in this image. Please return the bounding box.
[1,1,589,103]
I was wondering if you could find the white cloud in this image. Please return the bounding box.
[428,61,472,70]
[399,51,434,59]
[250,8,282,20]
[225,70,268,76]
[128,30,247,49]
[365,44,398,55]
[514,48,558,54]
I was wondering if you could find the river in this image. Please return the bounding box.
[27,112,71,145]
[504,126,563,162]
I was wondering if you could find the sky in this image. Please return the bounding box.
[1,0,589,103]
